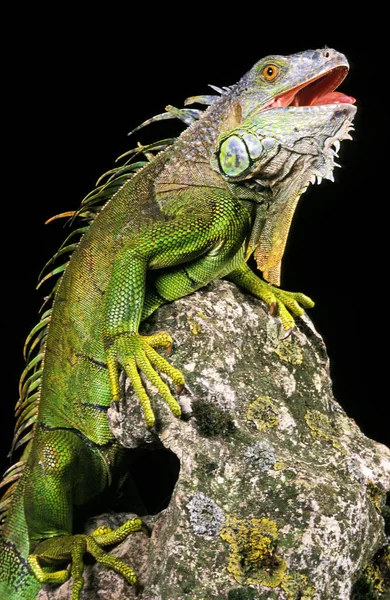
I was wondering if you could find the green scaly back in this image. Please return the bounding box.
[0,91,224,528]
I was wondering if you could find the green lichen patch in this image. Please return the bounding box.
[274,336,303,365]
[313,483,341,517]
[195,455,219,480]
[173,561,197,595]
[304,409,347,454]
[247,396,280,430]
[227,588,257,599]
[192,398,237,438]
[281,572,315,599]
[220,515,286,586]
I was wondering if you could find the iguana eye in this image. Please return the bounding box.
[263,64,279,80]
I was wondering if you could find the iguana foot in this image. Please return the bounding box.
[27,517,143,600]
[105,332,184,427]
[226,264,314,332]
[264,286,315,331]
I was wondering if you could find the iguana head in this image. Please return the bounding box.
[217,47,356,188]
[234,48,354,120]
[214,47,357,285]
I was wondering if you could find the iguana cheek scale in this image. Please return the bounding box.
[0,48,356,599]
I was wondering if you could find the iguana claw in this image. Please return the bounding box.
[266,287,315,331]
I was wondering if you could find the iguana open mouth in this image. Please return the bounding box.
[265,66,355,110]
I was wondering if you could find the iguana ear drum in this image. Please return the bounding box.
[218,130,265,178]
[219,135,251,177]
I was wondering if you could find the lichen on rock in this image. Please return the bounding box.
[187,492,225,536]
[281,572,315,599]
[304,408,347,453]
[244,440,276,472]
[219,515,287,586]
[246,395,280,430]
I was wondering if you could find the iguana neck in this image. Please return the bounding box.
[254,174,306,286]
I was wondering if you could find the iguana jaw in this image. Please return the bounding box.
[261,66,355,111]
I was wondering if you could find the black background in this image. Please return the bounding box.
[1,14,387,476]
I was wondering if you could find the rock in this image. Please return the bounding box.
[38,280,390,600]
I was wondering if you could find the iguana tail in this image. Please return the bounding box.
[0,541,41,600]
[0,481,41,600]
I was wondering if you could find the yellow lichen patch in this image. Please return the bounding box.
[247,396,280,430]
[187,316,202,334]
[196,311,208,320]
[281,572,315,599]
[274,337,303,365]
[367,481,385,513]
[220,515,286,586]
[361,560,387,594]
[385,545,390,569]
[304,410,347,454]
[273,460,287,471]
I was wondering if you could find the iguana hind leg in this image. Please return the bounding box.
[24,428,144,598]
[28,518,142,600]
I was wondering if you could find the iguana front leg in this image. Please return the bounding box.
[226,262,314,332]
[103,200,249,427]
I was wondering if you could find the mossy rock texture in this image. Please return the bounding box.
[38,281,390,600]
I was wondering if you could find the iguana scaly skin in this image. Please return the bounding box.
[0,48,356,599]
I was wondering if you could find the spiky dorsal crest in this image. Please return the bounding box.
[0,87,226,528]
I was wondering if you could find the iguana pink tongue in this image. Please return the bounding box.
[268,89,355,110]
[308,91,355,105]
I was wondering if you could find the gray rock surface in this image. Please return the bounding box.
[38,280,390,600]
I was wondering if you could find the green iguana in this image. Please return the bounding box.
[0,48,356,599]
